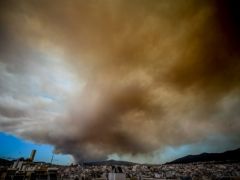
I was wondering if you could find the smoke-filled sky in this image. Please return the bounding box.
[0,0,240,164]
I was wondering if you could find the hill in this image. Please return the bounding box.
[83,159,137,166]
[166,148,240,164]
[0,158,12,167]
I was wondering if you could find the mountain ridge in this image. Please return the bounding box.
[166,148,240,164]
[82,159,137,166]
[1,148,239,166]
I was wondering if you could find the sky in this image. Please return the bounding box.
[0,132,73,165]
[0,0,240,164]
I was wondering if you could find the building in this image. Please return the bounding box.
[2,150,59,180]
[108,166,126,180]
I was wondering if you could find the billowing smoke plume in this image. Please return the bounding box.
[0,0,240,162]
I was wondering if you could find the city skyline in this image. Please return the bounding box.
[0,0,240,164]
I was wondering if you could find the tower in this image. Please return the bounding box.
[29,149,36,162]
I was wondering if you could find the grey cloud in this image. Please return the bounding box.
[0,0,240,163]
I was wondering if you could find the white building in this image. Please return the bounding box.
[108,166,126,180]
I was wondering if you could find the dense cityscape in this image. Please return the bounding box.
[0,150,240,180]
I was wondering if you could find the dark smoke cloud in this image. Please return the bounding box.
[168,0,240,98]
[0,0,240,162]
